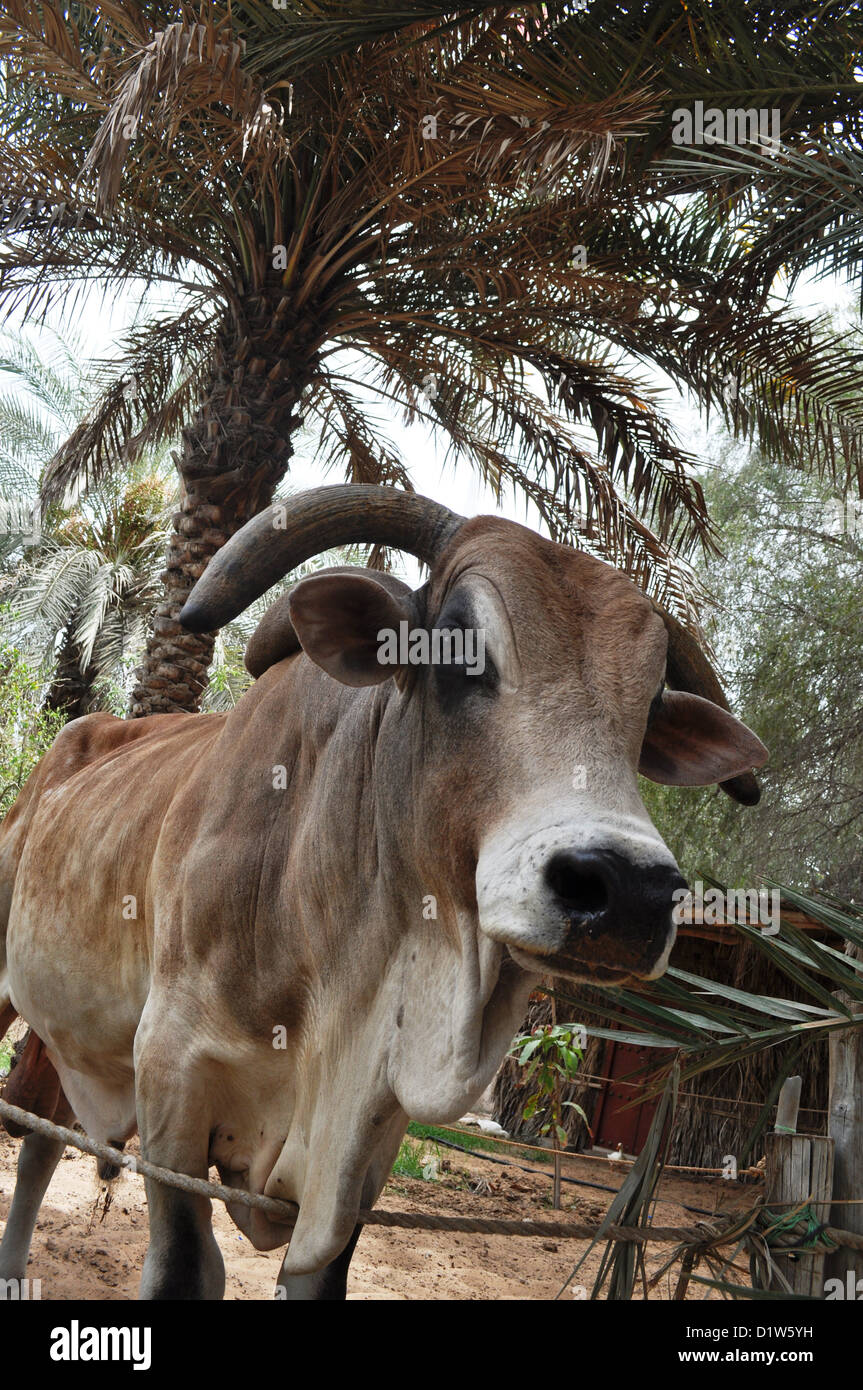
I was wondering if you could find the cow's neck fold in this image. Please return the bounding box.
[385,909,532,1122]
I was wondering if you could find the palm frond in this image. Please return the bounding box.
[552,881,863,1089]
[40,301,219,502]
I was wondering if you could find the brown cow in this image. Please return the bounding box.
[0,485,766,1299]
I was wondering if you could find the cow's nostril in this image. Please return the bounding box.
[544,852,608,917]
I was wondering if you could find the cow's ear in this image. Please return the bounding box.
[288,572,413,687]
[639,690,768,789]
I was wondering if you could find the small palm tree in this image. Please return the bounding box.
[0,328,86,565]
[0,326,175,716]
[0,630,64,816]
[3,475,172,718]
[2,3,863,714]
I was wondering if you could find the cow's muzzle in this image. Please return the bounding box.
[481,840,685,985]
[537,847,686,981]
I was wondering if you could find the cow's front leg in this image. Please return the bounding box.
[136,1053,225,1301]
[275,1223,363,1301]
[0,1130,66,1284]
[139,1183,224,1300]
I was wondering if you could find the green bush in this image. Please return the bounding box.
[0,629,63,818]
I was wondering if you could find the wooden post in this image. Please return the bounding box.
[764,1077,833,1297]
[824,974,863,1298]
[549,984,562,1210]
[775,1075,802,1134]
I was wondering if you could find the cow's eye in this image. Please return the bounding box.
[428,597,498,705]
[432,641,499,708]
[439,647,498,683]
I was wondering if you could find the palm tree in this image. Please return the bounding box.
[0,328,84,565]
[2,474,172,718]
[2,3,863,713]
[0,327,175,715]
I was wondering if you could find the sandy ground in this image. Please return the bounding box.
[0,1126,752,1300]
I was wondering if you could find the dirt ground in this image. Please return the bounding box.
[0,1126,755,1300]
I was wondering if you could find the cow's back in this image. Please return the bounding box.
[1,714,198,926]
[1,711,225,1068]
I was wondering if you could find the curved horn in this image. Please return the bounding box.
[180,485,463,633]
[653,601,762,806]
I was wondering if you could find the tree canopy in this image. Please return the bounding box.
[644,441,863,900]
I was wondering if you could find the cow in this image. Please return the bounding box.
[0,484,767,1300]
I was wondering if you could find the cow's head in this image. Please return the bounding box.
[181,486,766,987]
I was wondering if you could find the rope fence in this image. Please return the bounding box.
[431,1121,768,1174]
[571,1067,830,1116]
[3,1096,863,1253]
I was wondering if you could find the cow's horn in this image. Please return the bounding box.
[180,485,463,632]
[653,601,761,806]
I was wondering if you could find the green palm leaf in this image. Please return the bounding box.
[553,882,863,1088]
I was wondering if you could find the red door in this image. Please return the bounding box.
[592,1040,662,1154]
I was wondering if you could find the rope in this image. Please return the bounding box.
[3,1098,863,1250]
[759,1205,839,1253]
[429,1133,718,1218]
[436,1122,764,1175]
[569,1068,828,1115]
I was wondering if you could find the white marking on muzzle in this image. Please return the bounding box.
[475,804,680,975]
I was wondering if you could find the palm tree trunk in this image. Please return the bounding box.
[130,294,315,717]
[45,629,98,722]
